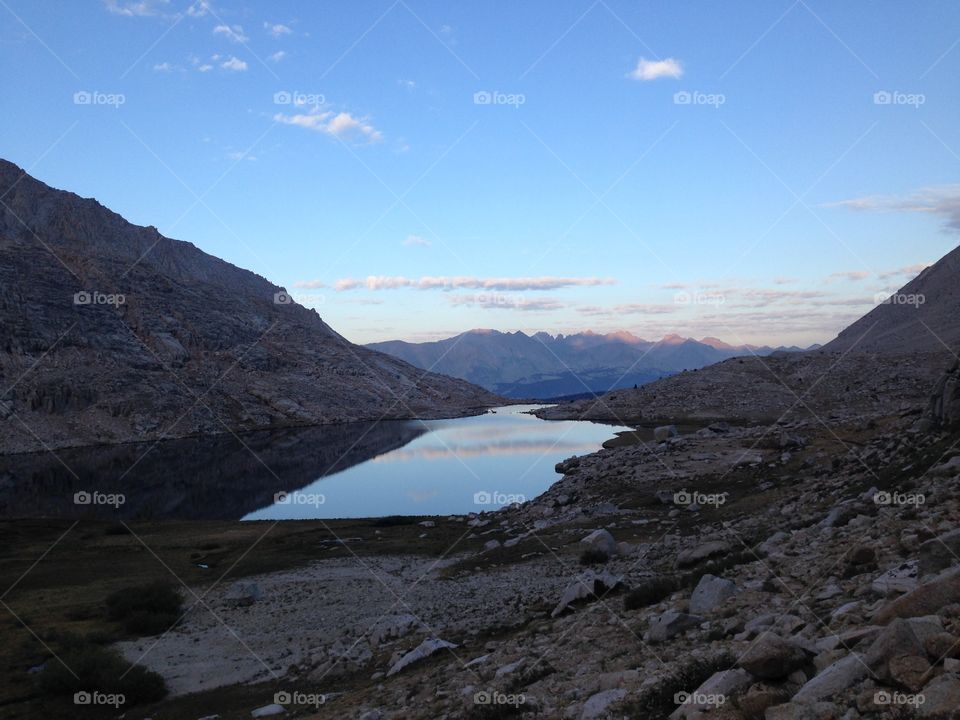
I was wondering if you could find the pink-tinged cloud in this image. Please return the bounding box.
[319,275,616,292]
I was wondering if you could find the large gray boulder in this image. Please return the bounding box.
[689,574,737,615]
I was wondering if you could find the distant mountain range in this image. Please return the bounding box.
[0,159,498,454]
[367,330,819,399]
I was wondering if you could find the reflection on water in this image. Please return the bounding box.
[0,406,627,520]
[0,422,424,520]
[245,405,628,520]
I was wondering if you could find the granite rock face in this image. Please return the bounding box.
[0,160,499,453]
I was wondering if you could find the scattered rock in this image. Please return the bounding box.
[689,574,737,615]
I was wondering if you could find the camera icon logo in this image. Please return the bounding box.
[673,91,692,105]
[273,90,292,105]
[274,690,292,705]
[274,491,289,504]
[474,690,492,705]
[873,90,892,105]
[73,91,92,105]
[74,691,92,704]
[873,491,892,505]
[74,491,92,505]
[673,490,691,505]
[473,490,492,505]
[473,90,492,105]
[73,291,92,305]
[273,291,292,305]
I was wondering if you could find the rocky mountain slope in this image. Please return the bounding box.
[823,245,960,354]
[368,329,815,399]
[0,160,499,454]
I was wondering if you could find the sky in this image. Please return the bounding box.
[2,0,959,347]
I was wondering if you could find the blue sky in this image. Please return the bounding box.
[2,0,959,346]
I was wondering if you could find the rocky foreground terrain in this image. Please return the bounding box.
[100,356,960,720]
[0,160,499,454]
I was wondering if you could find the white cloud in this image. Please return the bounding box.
[274,107,383,143]
[103,0,170,16]
[403,235,431,247]
[629,57,683,81]
[265,22,292,37]
[220,56,248,72]
[186,0,211,17]
[827,185,960,232]
[152,61,176,72]
[315,276,617,292]
[269,50,287,63]
[214,24,249,43]
[197,63,213,72]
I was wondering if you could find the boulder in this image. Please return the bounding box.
[670,668,752,719]
[919,673,960,717]
[647,611,703,643]
[738,683,791,719]
[552,570,622,617]
[676,541,730,569]
[580,529,618,556]
[865,618,926,680]
[739,634,809,680]
[874,568,960,624]
[926,361,960,430]
[654,425,679,441]
[918,529,960,577]
[580,688,627,719]
[888,654,932,692]
[386,637,457,676]
[791,653,869,703]
[689,574,737,615]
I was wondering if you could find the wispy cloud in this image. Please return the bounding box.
[448,294,564,312]
[827,185,960,232]
[214,24,249,43]
[265,22,292,37]
[827,270,871,282]
[578,303,676,316]
[295,276,616,292]
[274,107,383,143]
[629,57,683,81]
[402,235,431,247]
[269,51,287,63]
[878,262,930,279]
[104,0,168,17]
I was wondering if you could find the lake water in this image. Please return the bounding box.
[0,406,628,520]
